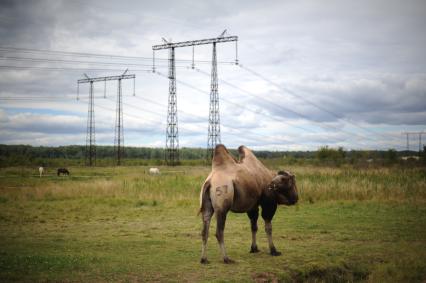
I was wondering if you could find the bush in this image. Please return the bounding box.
[316,146,346,165]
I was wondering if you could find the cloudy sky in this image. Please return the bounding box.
[0,0,425,150]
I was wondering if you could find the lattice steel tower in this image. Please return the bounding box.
[152,31,238,165]
[165,47,180,165]
[78,72,135,167]
[85,80,96,166]
[207,42,221,159]
[114,78,124,165]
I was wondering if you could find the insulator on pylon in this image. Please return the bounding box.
[152,50,156,73]
[77,83,80,101]
[235,41,239,65]
[133,77,136,96]
[192,46,195,69]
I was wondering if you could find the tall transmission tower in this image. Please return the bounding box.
[86,79,96,166]
[78,71,135,166]
[165,46,179,165]
[153,31,238,165]
[115,78,124,165]
[402,131,426,153]
[207,42,221,159]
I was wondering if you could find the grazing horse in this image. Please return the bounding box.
[149,168,160,175]
[57,168,70,176]
[39,167,44,178]
[199,144,298,264]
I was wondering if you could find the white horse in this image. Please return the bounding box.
[39,167,44,178]
[149,168,160,175]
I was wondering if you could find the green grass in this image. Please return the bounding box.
[0,165,425,282]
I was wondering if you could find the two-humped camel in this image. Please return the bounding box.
[199,144,298,264]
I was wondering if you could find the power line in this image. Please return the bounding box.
[108,93,301,147]
[0,55,169,67]
[193,66,399,144]
[130,96,279,144]
[157,70,333,135]
[0,46,406,150]
[190,67,316,133]
[0,46,410,137]
[239,64,400,142]
[0,65,155,72]
[0,68,395,150]
[2,90,393,150]
[0,46,235,64]
[402,131,426,152]
[78,71,135,166]
[153,71,375,149]
[152,33,238,165]
[0,55,234,68]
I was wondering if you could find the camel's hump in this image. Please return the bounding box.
[238,145,256,162]
[212,144,237,167]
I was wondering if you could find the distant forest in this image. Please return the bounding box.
[0,144,424,167]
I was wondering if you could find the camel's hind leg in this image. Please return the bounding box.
[215,210,234,263]
[200,190,213,264]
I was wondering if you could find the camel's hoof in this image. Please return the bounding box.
[223,257,235,264]
[250,245,260,253]
[200,258,209,264]
[270,247,282,256]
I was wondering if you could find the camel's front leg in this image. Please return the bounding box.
[247,207,259,253]
[215,211,234,263]
[264,220,281,256]
[261,203,281,256]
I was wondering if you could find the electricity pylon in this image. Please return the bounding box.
[78,71,135,166]
[152,31,238,165]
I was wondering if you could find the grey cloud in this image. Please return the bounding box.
[247,73,426,126]
[0,0,425,149]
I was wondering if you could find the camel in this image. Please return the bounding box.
[199,144,298,264]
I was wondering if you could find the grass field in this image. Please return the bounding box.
[0,165,425,282]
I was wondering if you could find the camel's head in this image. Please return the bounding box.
[269,171,298,205]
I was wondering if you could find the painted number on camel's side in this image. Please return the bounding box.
[216,185,228,196]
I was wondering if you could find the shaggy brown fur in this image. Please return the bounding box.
[199,144,298,264]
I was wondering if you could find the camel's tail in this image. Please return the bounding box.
[198,181,211,216]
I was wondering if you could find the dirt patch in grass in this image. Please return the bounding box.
[289,262,370,283]
[252,272,279,283]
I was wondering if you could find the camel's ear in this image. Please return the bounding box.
[277,170,296,181]
[268,175,283,191]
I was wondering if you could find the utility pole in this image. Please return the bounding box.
[78,71,135,166]
[153,31,238,165]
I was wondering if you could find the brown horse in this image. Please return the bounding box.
[57,168,70,176]
[199,144,298,264]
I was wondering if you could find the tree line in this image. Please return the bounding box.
[0,144,424,167]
